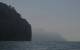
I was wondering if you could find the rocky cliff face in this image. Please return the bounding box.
[0,2,32,41]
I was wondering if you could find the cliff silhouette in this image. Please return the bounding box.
[0,2,32,41]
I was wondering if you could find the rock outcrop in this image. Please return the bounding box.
[0,2,32,41]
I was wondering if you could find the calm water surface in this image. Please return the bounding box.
[0,41,80,50]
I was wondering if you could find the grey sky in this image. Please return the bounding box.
[1,0,80,41]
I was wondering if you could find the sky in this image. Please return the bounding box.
[0,0,80,41]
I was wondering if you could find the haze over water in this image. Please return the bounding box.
[1,0,80,41]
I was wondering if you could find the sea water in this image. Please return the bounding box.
[0,41,80,50]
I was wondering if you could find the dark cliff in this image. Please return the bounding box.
[0,2,32,41]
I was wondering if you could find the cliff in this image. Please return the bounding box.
[0,2,32,41]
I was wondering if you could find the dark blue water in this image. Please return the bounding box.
[0,41,80,50]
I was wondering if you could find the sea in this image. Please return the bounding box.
[0,41,80,50]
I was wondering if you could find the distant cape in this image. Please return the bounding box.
[32,28,66,41]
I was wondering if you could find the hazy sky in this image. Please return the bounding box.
[1,0,80,41]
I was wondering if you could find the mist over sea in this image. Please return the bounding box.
[0,30,80,50]
[0,0,80,50]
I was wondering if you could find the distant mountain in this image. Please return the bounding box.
[32,28,66,41]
